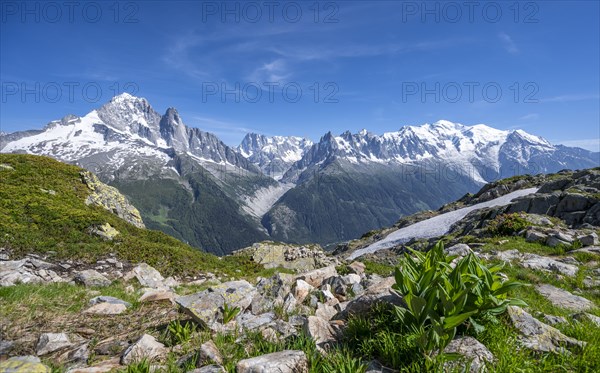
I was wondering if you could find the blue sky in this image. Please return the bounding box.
[1,1,599,151]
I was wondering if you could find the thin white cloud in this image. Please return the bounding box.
[498,32,518,54]
[519,113,539,120]
[268,37,475,61]
[542,94,600,103]
[557,139,600,152]
[247,59,291,83]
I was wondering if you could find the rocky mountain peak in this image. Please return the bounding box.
[237,133,313,179]
[97,93,162,139]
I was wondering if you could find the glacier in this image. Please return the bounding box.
[348,187,539,260]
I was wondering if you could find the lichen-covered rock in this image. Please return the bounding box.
[88,223,120,240]
[535,284,594,312]
[0,356,50,373]
[507,306,585,353]
[237,312,276,331]
[315,303,337,321]
[236,350,308,373]
[233,241,335,272]
[81,170,145,228]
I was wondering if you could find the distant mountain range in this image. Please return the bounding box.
[2,93,598,254]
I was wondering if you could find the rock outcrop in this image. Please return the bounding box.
[233,241,336,272]
[80,171,145,228]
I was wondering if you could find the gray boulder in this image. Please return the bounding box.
[303,316,336,353]
[348,261,366,275]
[124,263,165,289]
[441,337,494,373]
[84,302,128,315]
[237,312,276,331]
[237,350,308,373]
[543,315,568,325]
[578,232,599,246]
[295,266,338,287]
[507,306,585,353]
[572,312,600,327]
[445,244,472,257]
[36,333,74,356]
[121,334,166,364]
[556,193,590,213]
[525,230,548,243]
[520,254,579,277]
[176,280,256,329]
[536,284,594,312]
[89,296,131,307]
[334,277,403,319]
[74,270,111,287]
[198,340,223,366]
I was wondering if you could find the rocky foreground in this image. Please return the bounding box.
[1,158,599,372]
[2,231,599,372]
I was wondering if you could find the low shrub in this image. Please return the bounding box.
[487,213,531,236]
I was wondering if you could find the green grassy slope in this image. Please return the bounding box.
[0,154,266,277]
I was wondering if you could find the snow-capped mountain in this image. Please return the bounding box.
[1,93,257,180]
[2,95,598,252]
[237,133,313,180]
[281,120,597,184]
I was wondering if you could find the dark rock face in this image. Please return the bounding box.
[455,169,600,232]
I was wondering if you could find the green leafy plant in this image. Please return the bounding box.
[322,348,367,373]
[487,213,531,236]
[392,241,527,355]
[120,359,151,373]
[222,302,241,324]
[161,320,196,346]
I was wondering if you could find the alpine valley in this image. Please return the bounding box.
[1,93,598,255]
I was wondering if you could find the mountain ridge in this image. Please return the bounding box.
[1,93,598,252]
